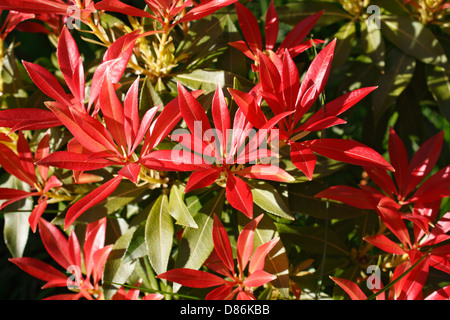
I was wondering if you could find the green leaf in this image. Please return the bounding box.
[332,21,356,68]
[370,0,411,16]
[426,65,450,122]
[249,180,294,221]
[122,222,147,264]
[381,15,449,69]
[174,189,225,272]
[145,194,174,275]
[276,223,350,256]
[139,77,163,111]
[174,69,226,93]
[167,182,198,228]
[360,19,385,71]
[1,176,32,258]
[103,225,140,299]
[371,46,416,124]
[277,1,352,27]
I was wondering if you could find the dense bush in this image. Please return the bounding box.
[0,0,449,300]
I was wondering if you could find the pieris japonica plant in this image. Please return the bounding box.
[0,0,448,301]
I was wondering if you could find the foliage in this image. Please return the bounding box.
[0,0,449,301]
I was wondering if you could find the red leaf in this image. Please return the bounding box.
[185,167,221,193]
[92,245,113,285]
[23,61,71,106]
[212,86,231,154]
[68,230,82,270]
[280,51,300,112]
[363,166,398,197]
[300,38,336,96]
[290,142,317,180]
[425,285,450,300]
[45,101,118,154]
[363,234,406,255]
[156,268,227,288]
[95,0,155,18]
[99,72,127,149]
[0,143,35,186]
[228,88,267,129]
[228,41,255,60]
[35,132,50,181]
[142,97,182,154]
[83,217,108,280]
[29,200,48,233]
[0,108,61,132]
[17,132,37,183]
[213,215,235,273]
[237,214,263,273]
[180,0,238,23]
[0,0,73,15]
[124,77,141,151]
[278,10,323,58]
[64,176,122,230]
[294,39,336,123]
[205,283,235,300]
[297,116,346,133]
[139,149,208,172]
[227,109,253,160]
[248,237,279,274]
[226,174,253,218]
[258,51,282,110]
[411,165,450,202]
[404,131,444,197]
[0,188,32,200]
[304,138,395,171]
[307,87,377,129]
[36,151,114,171]
[395,252,430,300]
[234,2,262,55]
[9,257,68,286]
[89,31,141,107]
[377,200,411,249]
[118,163,141,184]
[388,127,409,195]
[315,185,377,210]
[264,1,279,51]
[177,83,211,138]
[58,27,84,105]
[236,291,255,300]
[243,269,276,287]
[330,277,367,300]
[38,218,73,269]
